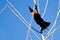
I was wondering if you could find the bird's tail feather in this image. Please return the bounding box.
[40,22,50,33]
[44,22,50,28]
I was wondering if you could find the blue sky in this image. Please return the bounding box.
[0,0,60,40]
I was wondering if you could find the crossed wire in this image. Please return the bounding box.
[0,0,60,40]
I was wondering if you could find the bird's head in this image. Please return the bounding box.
[29,6,38,17]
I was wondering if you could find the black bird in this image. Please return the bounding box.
[29,4,50,33]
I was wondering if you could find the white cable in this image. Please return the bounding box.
[33,0,48,40]
[30,34,33,40]
[46,25,60,39]
[33,0,36,4]
[45,0,60,39]
[8,5,29,28]
[51,30,54,40]
[37,0,40,14]
[26,0,41,40]
[26,0,35,39]
[58,0,60,10]
[0,4,8,14]
[32,29,41,40]
[26,16,33,40]
[6,0,41,40]
[42,0,48,18]
[47,11,60,39]
[41,34,46,40]
[51,1,60,40]
[40,0,48,40]
[46,4,60,38]
[51,26,56,40]
[33,0,37,11]
[6,0,30,26]
[26,0,41,39]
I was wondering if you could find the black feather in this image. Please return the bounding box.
[29,5,51,34]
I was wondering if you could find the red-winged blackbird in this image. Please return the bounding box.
[29,4,50,33]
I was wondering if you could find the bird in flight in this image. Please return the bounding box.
[29,4,50,33]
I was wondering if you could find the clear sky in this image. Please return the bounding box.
[0,0,60,40]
